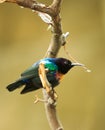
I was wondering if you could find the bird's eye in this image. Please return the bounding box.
[64,61,68,64]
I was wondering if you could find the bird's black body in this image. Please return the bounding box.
[6,58,76,94]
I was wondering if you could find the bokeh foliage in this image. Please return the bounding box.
[0,0,105,130]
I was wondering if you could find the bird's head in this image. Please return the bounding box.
[54,58,83,74]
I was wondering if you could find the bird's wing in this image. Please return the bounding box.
[21,59,58,79]
[21,61,39,78]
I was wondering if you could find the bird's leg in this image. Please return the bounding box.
[47,89,58,105]
[38,63,58,103]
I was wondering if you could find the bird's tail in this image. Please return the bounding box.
[6,80,24,92]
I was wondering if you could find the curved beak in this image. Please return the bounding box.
[71,62,84,67]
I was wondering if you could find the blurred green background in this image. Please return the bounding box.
[0,0,105,130]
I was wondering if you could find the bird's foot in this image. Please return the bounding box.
[47,89,58,105]
[49,89,58,100]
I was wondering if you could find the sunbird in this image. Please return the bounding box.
[6,58,82,94]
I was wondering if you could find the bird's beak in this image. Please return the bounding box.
[71,62,91,72]
[71,62,84,67]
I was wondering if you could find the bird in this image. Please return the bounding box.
[6,57,82,94]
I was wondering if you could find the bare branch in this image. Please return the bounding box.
[50,0,62,14]
[42,0,64,129]
[2,0,53,15]
[43,89,63,130]
[17,0,53,15]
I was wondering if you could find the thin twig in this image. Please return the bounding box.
[34,95,47,104]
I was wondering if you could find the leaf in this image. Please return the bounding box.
[38,12,52,24]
